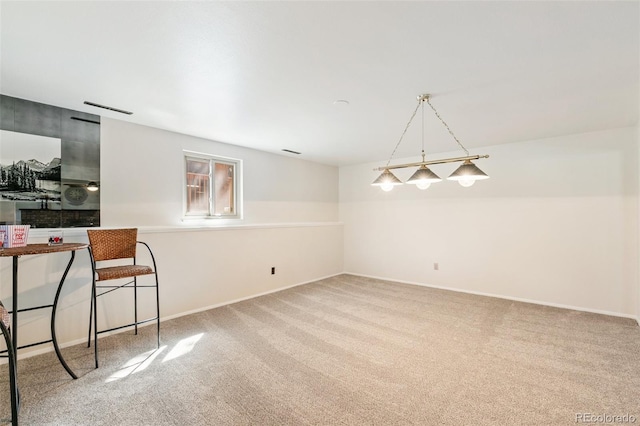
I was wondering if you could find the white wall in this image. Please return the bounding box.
[101,118,339,226]
[1,118,343,357]
[340,126,638,318]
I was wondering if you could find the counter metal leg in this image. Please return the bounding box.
[51,251,78,379]
[11,256,18,372]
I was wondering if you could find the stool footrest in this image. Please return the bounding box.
[96,317,159,335]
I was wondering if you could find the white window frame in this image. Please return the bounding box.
[183,150,242,220]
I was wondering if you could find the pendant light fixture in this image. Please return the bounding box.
[447,159,489,187]
[371,169,403,192]
[372,94,489,191]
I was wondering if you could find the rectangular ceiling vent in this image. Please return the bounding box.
[70,116,100,125]
[84,101,133,115]
[282,149,301,155]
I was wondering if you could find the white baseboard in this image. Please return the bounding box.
[344,272,640,322]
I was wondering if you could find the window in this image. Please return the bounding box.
[184,152,241,219]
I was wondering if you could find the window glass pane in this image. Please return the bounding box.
[184,151,241,219]
[186,158,210,215]
[213,162,234,215]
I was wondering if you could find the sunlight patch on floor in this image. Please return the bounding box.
[106,346,167,383]
[162,333,204,363]
[104,333,205,382]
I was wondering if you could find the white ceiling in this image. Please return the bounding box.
[1,1,638,166]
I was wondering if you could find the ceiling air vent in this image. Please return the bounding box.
[84,101,133,115]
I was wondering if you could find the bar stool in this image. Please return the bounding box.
[87,228,160,367]
[0,300,19,425]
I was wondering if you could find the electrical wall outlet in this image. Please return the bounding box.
[271,267,275,275]
[434,262,439,271]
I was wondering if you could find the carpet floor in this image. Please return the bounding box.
[1,274,639,425]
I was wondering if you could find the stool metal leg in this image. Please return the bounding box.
[1,314,19,425]
[133,276,138,336]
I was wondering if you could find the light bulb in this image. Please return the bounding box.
[416,181,431,190]
[459,178,475,187]
[381,182,394,192]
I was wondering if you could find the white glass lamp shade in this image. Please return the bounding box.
[372,169,403,191]
[406,165,442,190]
[447,160,489,187]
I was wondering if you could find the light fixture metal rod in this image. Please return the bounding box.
[373,154,489,172]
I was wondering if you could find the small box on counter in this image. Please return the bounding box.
[0,225,31,248]
[48,230,64,246]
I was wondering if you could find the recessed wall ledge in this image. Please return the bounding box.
[26,222,344,240]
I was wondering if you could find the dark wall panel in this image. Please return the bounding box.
[0,94,101,228]
[13,97,62,138]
